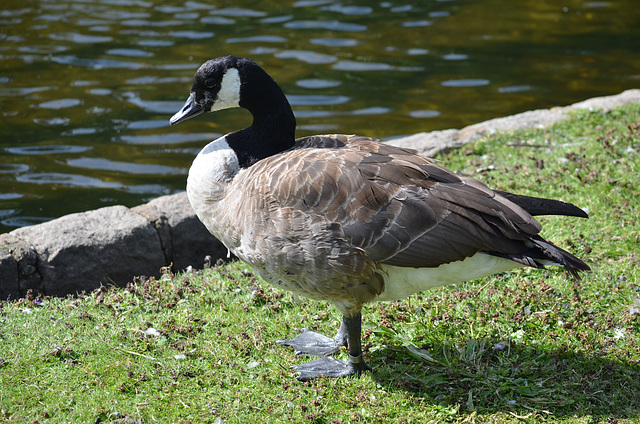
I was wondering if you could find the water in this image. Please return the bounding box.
[1,0,639,233]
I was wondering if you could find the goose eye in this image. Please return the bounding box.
[205,78,217,88]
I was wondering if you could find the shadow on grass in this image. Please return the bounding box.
[368,341,640,420]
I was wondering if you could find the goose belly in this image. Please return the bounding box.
[376,253,522,302]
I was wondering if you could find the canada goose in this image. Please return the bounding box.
[170,55,590,381]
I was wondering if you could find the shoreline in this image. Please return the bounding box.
[1,89,639,300]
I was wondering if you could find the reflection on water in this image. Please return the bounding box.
[0,0,639,232]
[5,145,92,155]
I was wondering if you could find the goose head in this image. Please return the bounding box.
[170,55,244,125]
[170,56,297,167]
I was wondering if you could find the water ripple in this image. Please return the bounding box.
[210,8,266,17]
[200,16,236,25]
[443,53,469,60]
[332,60,425,72]
[127,119,174,130]
[248,47,279,55]
[74,18,110,27]
[136,39,175,47]
[155,5,186,13]
[293,0,333,7]
[498,85,532,93]
[0,86,51,96]
[309,38,361,47]
[389,5,413,13]
[284,20,367,32]
[294,110,335,118]
[441,79,491,87]
[0,193,23,200]
[121,19,185,27]
[123,92,184,113]
[0,216,53,227]
[17,172,123,188]
[227,35,288,43]
[39,98,82,109]
[350,107,391,115]
[260,15,293,24]
[169,30,215,39]
[51,55,146,70]
[0,209,18,218]
[117,132,221,145]
[333,60,395,71]
[106,48,154,58]
[0,164,30,174]
[5,145,92,155]
[67,158,185,175]
[87,88,113,96]
[184,1,216,10]
[12,172,172,196]
[33,117,71,126]
[65,128,98,136]
[401,20,434,27]
[408,48,430,55]
[409,110,441,118]
[17,45,68,54]
[320,4,373,15]
[48,32,113,43]
[1,216,50,228]
[287,94,351,106]
[125,184,172,195]
[173,12,200,20]
[275,50,337,64]
[296,79,342,89]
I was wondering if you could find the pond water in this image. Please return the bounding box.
[1,0,639,233]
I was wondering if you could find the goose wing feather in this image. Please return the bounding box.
[249,134,544,268]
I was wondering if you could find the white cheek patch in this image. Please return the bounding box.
[211,67,241,112]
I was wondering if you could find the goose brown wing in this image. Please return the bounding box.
[259,134,542,268]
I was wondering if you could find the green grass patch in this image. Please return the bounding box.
[1,104,639,423]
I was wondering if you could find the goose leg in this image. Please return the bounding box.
[282,314,372,381]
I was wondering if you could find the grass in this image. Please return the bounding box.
[1,104,639,423]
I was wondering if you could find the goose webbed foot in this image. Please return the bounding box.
[293,354,372,382]
[278,314,371,381]
[276,329,342,357]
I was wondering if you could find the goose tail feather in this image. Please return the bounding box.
[489,236,590,280]
[494,190,588,218]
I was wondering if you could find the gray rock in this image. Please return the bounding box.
[11,205,165,297]
[388,129,462,157]
[132,192,227,272]
[0,247,20,300]
[0,233,42,298]
[570,89,640,111]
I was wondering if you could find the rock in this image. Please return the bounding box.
[460,107,567,140]
[388,129,462,157]
[11,205,165,297]
[0,247,20,300]
[0,233,42,298]
[570,89,640,111]
[132,192,227,272]
[0,194,226,300]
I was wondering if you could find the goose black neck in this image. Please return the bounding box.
[226,61,297,168]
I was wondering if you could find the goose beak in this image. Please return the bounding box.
[170,93,205,126]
